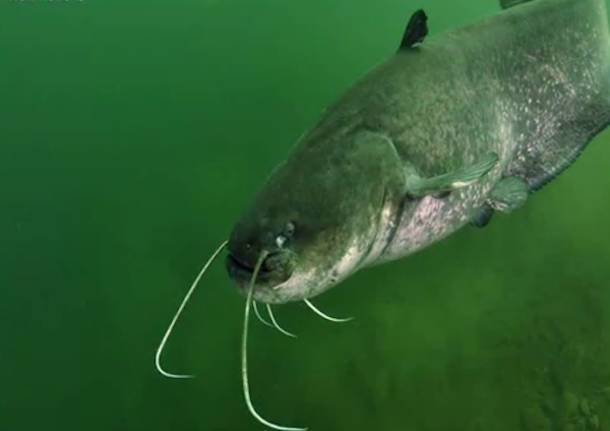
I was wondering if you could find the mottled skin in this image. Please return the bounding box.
[227,0,610,304]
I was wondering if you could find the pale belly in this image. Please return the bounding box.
[376,180,494,264]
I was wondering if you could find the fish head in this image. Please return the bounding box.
[226,130,404,304]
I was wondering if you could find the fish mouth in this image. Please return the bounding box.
[226,254,274,283]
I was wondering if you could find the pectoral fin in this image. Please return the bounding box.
[405,153,499,198]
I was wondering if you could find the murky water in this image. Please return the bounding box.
[2,1,610,429]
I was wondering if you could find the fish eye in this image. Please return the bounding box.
[275,222,296,249]
[275,234,287,249]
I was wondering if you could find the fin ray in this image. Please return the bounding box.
[406,153,499,198]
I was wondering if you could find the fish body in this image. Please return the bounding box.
[156,2,610,429]
[326,0,610,264]
[227,0,610,304]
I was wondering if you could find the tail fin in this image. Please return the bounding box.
[500,0,534,8]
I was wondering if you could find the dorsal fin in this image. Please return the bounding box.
[399,9,428,50]
[500,0,534,9]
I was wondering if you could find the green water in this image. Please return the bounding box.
[2,0,610,430]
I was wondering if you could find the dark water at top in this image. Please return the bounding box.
[2,0,610,430]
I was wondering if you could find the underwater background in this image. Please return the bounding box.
[2,0,610,430]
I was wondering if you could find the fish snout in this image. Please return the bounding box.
[226,248,295,287]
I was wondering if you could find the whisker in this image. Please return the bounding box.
[303,299,354,323]
[253,301,273,328]
[266,304,297,338]
[155,240,228,379]
[242,251,307,431]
